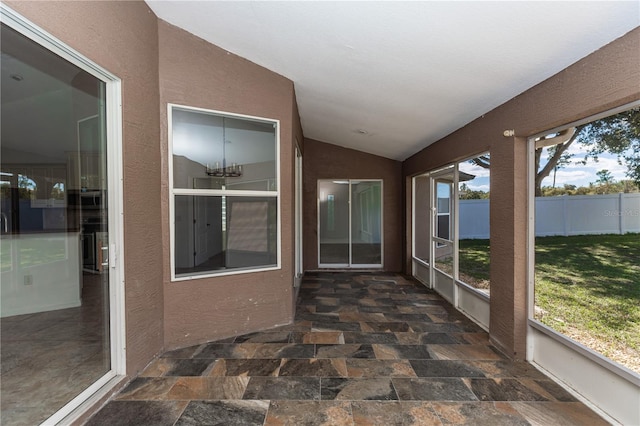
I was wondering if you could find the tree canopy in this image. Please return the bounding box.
[471,106,640,196]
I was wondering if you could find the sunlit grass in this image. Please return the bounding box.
[458,234,640,372]
[458,239,490,289]
[534,233,639,372]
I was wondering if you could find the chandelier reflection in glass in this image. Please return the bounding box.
[205,162,242,177]
[204,116,242,177]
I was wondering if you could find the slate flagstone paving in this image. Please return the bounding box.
[87,272,607,425]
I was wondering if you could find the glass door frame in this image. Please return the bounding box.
[294,142,303,287]
[1,5,126,425]
[317,179,383,269]
[429,167,458,304]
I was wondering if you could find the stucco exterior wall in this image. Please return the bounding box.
[403,28,640,358]
[303,138,403,272]
[157,21,298,349]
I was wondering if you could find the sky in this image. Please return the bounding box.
[458,160,490,192]
[541,141,629,188]
[457,142,631,193]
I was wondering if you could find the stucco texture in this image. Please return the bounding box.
[157,20,298,349]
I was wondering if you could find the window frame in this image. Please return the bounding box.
[411,154,490,299]
[168,103,281,281]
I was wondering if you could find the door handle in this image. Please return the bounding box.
[101,244,109,267]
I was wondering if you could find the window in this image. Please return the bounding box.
[169,105,280,279]
[435,180,452,242]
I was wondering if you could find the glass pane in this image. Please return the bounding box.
[174,195,277,276]
[172,109,276,191]
[458,155,490,293]
[319,181,350,264]
[1,23,110,425]
[224,117,277,191]
[435,181,452,240]
[172,109,224,189]
[437,183,450,213]
[351,181,382,265]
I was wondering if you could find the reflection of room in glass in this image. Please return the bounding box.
[170,106,279,278]
[318,180,382,267]
[0,22,111,426]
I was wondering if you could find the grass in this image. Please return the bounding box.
[534,234,639,372]
[458,239,491,290]
[457,234,640,373]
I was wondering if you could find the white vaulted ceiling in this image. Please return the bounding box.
[146,1,639,161]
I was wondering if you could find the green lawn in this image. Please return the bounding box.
[458,239,491,289]
[458,234,640,372]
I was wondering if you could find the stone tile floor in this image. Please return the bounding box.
[86,272,608,425]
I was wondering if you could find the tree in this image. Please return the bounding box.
[459,183,489,199]
[471,106,640,196]
[594,169,614,194]
[548,143,572,188]
[595,169,613,185]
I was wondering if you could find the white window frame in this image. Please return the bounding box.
[168,103,281,281]
[1,4,126,425]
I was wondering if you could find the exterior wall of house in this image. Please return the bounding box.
[403,27,640,358]
[7,0,304,365]
[6,1,165,375]
[303,138,403,272]
[158,20,299,349]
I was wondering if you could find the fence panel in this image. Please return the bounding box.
[621,193,640,233]
[459,193,640,239]
[458,199,490,239]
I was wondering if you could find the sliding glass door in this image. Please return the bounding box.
[1,10,123,426]
[318,180,382,268]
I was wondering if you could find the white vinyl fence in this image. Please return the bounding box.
[459,193,640,239]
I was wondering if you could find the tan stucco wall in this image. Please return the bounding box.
[403,27,640,358]
[6,0,165,375]
[158,20,298,349]
[303,138,403,272]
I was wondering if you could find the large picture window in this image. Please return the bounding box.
[169,105,279,279]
